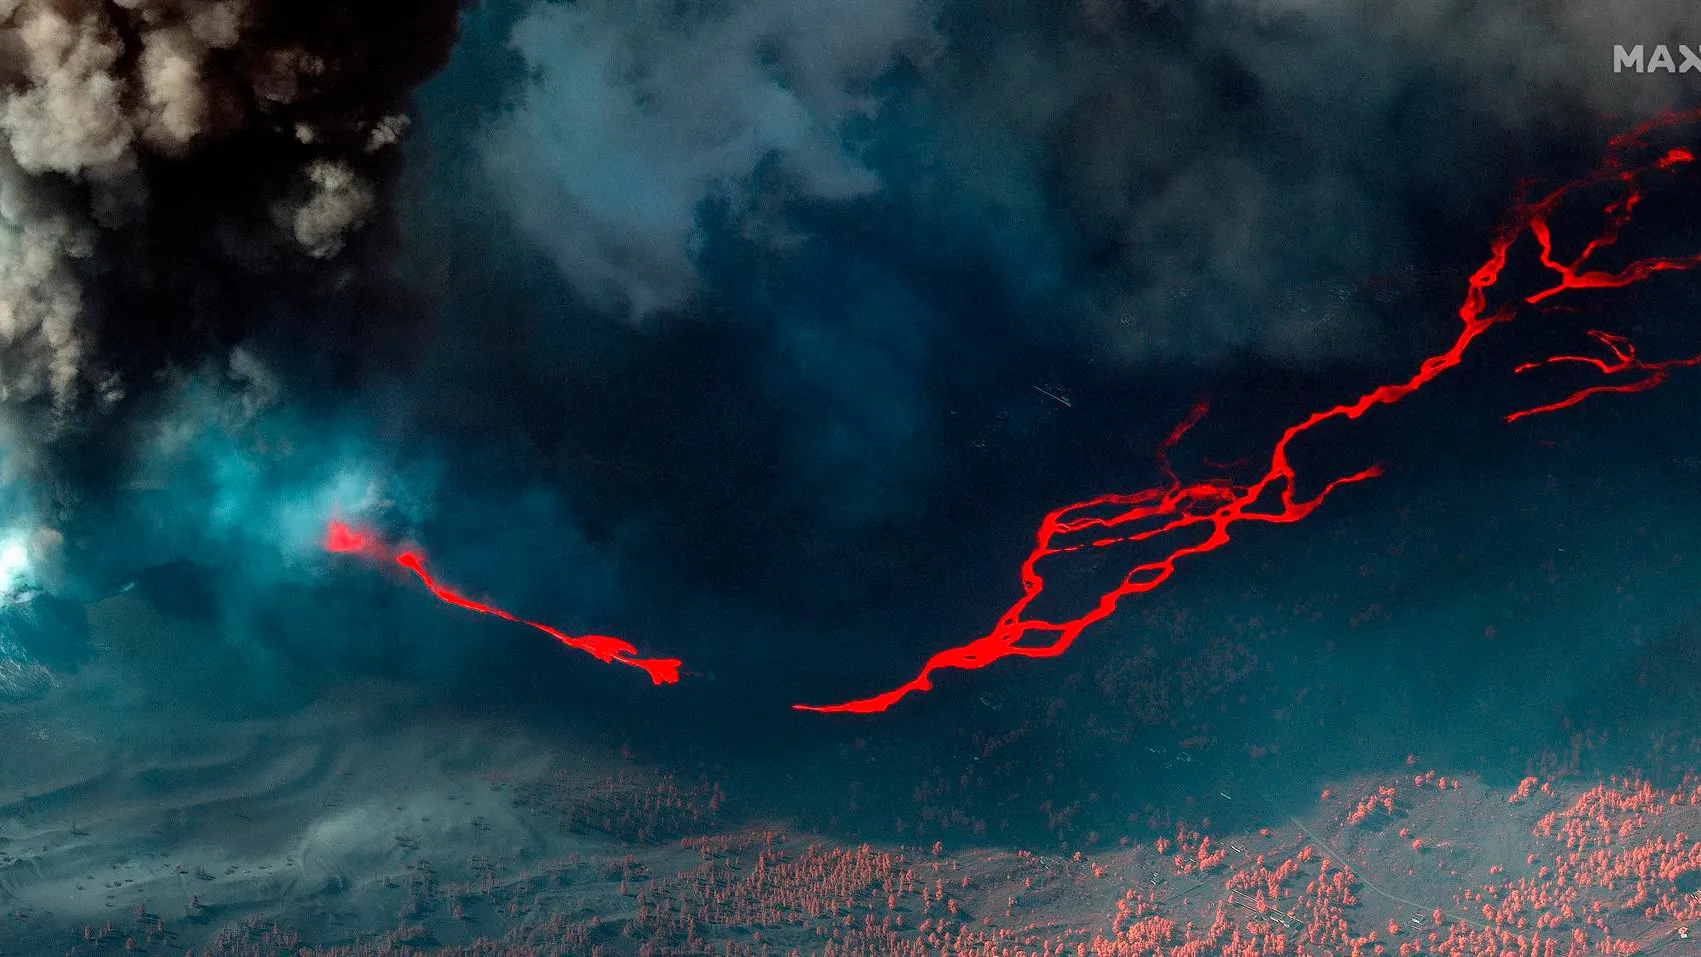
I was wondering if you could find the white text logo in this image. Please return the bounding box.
[1614,44,1701,73]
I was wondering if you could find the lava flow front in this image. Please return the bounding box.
[323,521,682,685]
[794,110,1701,714]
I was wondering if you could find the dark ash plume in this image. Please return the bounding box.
[0,0,464,593]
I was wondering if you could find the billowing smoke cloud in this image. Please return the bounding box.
[481,0,941,318]
[0,0,464,594]
[480,0,1699,366]
[880,0,1701,369]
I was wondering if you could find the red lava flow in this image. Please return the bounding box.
[794,110,1701,714]
[322,520,682,686]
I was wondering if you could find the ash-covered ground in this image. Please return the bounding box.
[7,424,1701,956]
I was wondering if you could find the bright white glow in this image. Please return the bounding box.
[0,540,29,589]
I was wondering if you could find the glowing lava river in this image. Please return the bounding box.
[792,110,1701,713]
[323,520,682,685]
